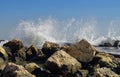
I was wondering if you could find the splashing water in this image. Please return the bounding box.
[10,17,120,47]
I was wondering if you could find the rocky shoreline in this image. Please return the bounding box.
[0,39,120,77]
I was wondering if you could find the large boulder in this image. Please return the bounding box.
[3,39,24,53]
[63,39,97,62]
[0,46,8,70]
[93,67,119,77]
[1,62,35,77]
[45,50,81,74]
[42,41,60,58]
[3,39,25,61]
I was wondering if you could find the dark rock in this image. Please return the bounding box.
[99,43,112,47]
[17,47,27,60]
[113,40,120,47]
[32,68,56,77]
[42,41,60,58]
[1,62,35,77]
[74,70,89,77]
[3,46,13,60]
[0,40,5,42]
[3,39,24,53]
[26,45,44,61]
[111,57,120,74]
[45,50,81,74]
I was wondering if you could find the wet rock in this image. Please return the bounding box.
[113,40,120,47]
[1,62,35,77]
[0,46,8,70]
[0,40,5,42]
[3,39,24,53]
[42,41,60,58]
[95,52,117,68]
[45,50,81,74]
[99,43,113,47]
[64,39,97,62]
[93,67,119,77]
[25,62,39,73]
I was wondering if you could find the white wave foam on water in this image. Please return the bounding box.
[9,17,120,47]
[0,40,8,46]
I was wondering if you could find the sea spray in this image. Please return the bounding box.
[9,17,120,47]
[10,18,99,47]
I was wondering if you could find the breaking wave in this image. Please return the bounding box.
[9,17,120,47]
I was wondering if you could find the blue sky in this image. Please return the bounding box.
[0,0,120,39]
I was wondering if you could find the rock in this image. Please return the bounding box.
[45,50,81,74]
[3,46,12,59]
[0,47,8,61]
[3,39,24,53]
[74,70,89,77]
[0,46,8,70]
[110,56,120,74]
[32,68,55,77]
[113,40,120,47]
[99,43,113,47]
[3,41,26,61]
[17,47,27,60]
[93,67,119,77]
[42,41,60,58]
[26,45,43,61]
[64,39,97,62]
[95,52,117,68]
[1,62,35,77]
[25,62,39,73]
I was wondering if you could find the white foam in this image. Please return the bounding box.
[0,40,8,46]
[10,17,120,47]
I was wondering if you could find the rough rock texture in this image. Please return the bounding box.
[2,62,35,77]
[1,38,120,77]
[42,41,60,58]
[17,47,27,60]
[74,70,89,77]
[3,46,13,60]
[93,67,120,77]
[95,52,117,68]
[25,62,39,73]
[3,39,24,53]
[45,50,81,74]
[3,39,25,61]
[26,45,40,60]
[0,46,8,70]
[64,39,97,62]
